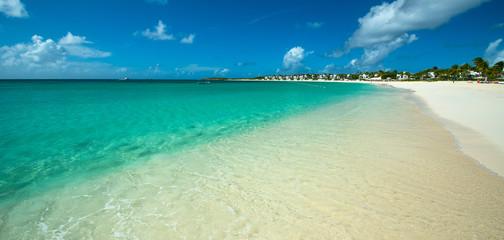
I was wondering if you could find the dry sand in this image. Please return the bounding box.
[375,81,504,176]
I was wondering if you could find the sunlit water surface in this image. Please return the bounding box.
[1,81,503,239]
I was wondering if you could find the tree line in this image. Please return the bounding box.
[258,57,503,81]
[409,57,503,81]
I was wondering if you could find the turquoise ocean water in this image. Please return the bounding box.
[0,80,395,238]
[0,81,376,199]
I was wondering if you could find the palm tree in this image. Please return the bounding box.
[472,57,489,81]
[481,61,489,81]
[489,61,504,79]
[450,64,459,80]
[427,66,438,79]
[459,63,471,80]
[493,61,504,70]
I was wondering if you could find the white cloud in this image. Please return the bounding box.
[281,46,313,74]
[318,63,345,74]
[137,21,196,44]
[346,59,358,69]
[0,35,65,67]
[345,0,488,68]
[347,0,488,49]
[0,0,28,18]
[58,32,111,58]
[322,63,336,73]
[350,33,418,68]
[485,39,504,66]
[139,20,175,41]
[215,68,230,76]
[146,0,168,5]
[306,22,323,29]
[58,32,91,45]
[59,44,110,59]
[180,34,195,44]
[0,33,112,78]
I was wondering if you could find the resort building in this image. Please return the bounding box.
[397,72,410,80]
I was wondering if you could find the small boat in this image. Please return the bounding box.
[198,81,211,84]
[119,78,130,81]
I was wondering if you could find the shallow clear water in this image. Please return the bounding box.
[0,81,375,200]
[1,80,503,239]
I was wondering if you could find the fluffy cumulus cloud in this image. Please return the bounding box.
[343,0,488,68]
[0,33,112,77]
[0,0,28,17]
[281,46,313,74]
[58,32,91,45]
[485,39,504,66]
[0,35,64,67]
[138,20,175,41]
[180,34,195,44]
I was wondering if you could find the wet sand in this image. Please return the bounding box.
[376,81,504,176]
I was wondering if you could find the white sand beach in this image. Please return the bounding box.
[377,81,504,176]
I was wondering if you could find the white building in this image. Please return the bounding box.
[397,72,410,80]
[469,71,480,77]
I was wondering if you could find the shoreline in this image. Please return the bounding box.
[231,79,504,176]
[372,81,504,177]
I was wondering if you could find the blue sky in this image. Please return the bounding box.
[0,0,503,79]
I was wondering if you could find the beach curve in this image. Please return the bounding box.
[374,81,504,176]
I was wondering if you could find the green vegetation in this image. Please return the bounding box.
[257,57,504,81]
